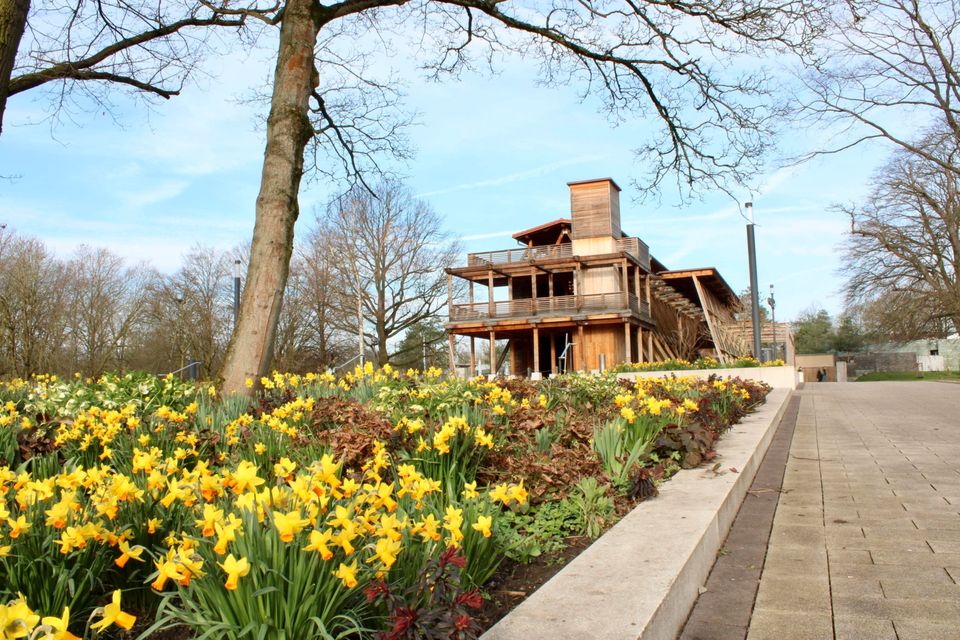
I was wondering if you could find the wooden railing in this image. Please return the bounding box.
[449,292,651,322]
[616,237,651,270]
[465,236,650,269]
[467,243,573,266]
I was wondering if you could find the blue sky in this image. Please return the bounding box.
[1,32,888,322]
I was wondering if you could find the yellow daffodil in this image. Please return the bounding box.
[218,554,251,591]
[90,590,136,632]
[472,515,493,538]
[334,560,358,588]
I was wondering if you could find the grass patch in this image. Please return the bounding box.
[856,370,960,382]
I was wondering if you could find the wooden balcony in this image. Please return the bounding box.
[449,292,651,323]
[466,237,650,270]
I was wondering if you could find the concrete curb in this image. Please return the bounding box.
[482,388,793,640]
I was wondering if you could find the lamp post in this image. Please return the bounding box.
[767,284,777,361]
[233,259,242,330]
[745,202,762,360]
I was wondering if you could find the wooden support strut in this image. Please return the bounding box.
[469,337,476,376]
[448,334,455,373]
[638,326,645,363]
[624,321,631,363]
[489,331,496,376]
[578,324,585,371]
[487,270,495,317]
[532,326,540,376]
[550,334,557,375]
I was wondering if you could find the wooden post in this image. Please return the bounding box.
[532,326,540,376]
[621,258,629,308]
[509,339,517,376]
[638,326,645,363]
[645,275,652,305]
[623,322,631,363]
[488,270,495,317]
[448,334,455,373]
[550,334,557,375]
[489,331,496,376]
[469,280,474,304]
[634,265,642,311]
[469,337,476,376]
[548,272,554,312]
[647,331,654,364]
[447,272,453,315]
[577,324,586,371]
[530,266,537,314]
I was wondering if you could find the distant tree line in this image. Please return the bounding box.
[0,180,459,378]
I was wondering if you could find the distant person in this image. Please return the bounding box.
[817,368,826,382]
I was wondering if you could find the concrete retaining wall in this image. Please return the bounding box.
[482,388,792,640]
[617,365,797,389]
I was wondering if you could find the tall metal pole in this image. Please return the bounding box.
[767,284,777,361]
[233,259,241,330]
[745,202,762,360]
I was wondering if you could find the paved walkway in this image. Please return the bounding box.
[683,381,960,640]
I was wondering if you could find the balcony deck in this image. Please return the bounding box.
[449,292,650,324]
[466,237,650,271]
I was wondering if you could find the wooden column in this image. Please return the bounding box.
[647,331,654,364]
[469,280,474,304]
[577,324,586,371]
[623,322,632,363]
[621,258,629,308]
[638,326,645,363]
[634,266,642,311]
[550,334,557,375]
[488,270,495,316]
[509,340,517,376]
[532,326,540,375]
[448,334,455,372]
[645,275,652,305]
[530,266,537,314]
[489,331,496,376]
[447,273,453,315]
[548,272,554,312]
[469,337,476,376]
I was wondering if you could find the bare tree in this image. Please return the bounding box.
[296,223,352,369]
[220,0,826,394]
[799,0,960,176]
[64,246,152,376]
[841,133,960,337]
[0,230,70,376]
[320,179,460,366]
[1,0,256,133]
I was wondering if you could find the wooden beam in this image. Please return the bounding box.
[487,270,495,317]
[577,324,585,371]
[638,326,645,363]
[624,321,631,363]
[469,337,476,376]
[621,257,629,308]
[468,280,474,304]
[489,331,496,376]
[448,334,455,373]
[532,326,540,376]
[447,272,453,315]
[550,333,557,375]
[647,331,653,363]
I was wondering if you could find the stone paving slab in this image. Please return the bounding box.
[744,382,960,640]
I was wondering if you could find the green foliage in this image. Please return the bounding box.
[794,308,868,354]
[567,477,614,539]
[855,370,960,381]
[493,500,582,563]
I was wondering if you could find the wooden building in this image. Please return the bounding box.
[445,178,749,376]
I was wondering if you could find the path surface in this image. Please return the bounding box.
[682,381,960,640]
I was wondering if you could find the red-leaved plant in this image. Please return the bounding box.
[365,547,485,640]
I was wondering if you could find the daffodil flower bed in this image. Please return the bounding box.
[0,366,769,639]
[611,356,786,372]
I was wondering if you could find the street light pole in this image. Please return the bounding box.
[745,202,762,360]
[233,259,242,330]
[767,284,777,361]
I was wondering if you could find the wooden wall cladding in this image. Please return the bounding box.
[570,181,621,239]
[581,325,626,370]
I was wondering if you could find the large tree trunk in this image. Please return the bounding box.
[0,0,30,135]
[219,0,317,395]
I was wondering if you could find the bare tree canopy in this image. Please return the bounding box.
[0,0,260,133]
[220,0,828,394]
[799,0,960,174]
[320,179,461,366]
[841,132,960,338]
